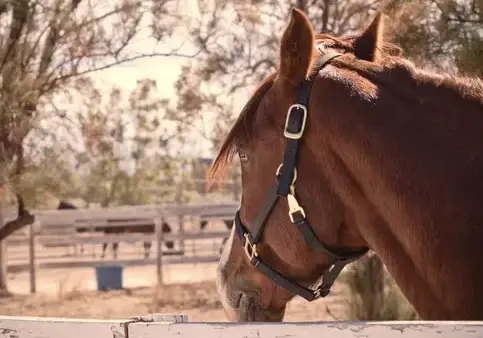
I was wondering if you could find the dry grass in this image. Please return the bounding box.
[0,279,347,322]
[1,255,418,322]
[0,281,224,320]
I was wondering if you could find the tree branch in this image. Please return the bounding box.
[0,194,34,241]
[48,50,202,88]
[0,0,29,71]
[38,0,84,77]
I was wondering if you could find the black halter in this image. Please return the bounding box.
[233,51,369,302]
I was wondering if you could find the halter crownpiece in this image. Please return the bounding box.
[234,50,369,301]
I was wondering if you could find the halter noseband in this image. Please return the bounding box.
[233,51,369,302]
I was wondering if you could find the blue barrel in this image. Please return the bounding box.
[95,265,123,291]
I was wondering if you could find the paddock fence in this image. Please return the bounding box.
[2,203,238,293]
[0,314,482,338]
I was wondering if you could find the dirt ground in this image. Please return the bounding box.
[0,262,346,322]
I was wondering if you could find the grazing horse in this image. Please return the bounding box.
[211,9,483,321]
[57,200,86,255]
[57,201,174,259]
[100,220,174,259]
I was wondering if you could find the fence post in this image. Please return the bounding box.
[28,221,36,293]
[0,240,6,292]
[0,198,6,293]
[155,216,163,286]
[175,181,184,252]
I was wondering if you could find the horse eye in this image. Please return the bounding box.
[239,152,248,162]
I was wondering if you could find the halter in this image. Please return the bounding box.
[233,51,369,301]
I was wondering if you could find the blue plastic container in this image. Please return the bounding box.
[95,265,123,291]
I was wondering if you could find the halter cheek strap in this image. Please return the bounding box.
[234,51,369,302]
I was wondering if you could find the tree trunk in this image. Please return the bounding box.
[296,0,306,12]
[0,241,6,292]
[321,0,331,33]
[0,212,34,241]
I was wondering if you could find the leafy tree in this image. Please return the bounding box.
[384,0,483,73]
[73,78,190,207]
[0,0,197,293]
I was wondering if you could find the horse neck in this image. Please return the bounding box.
[306,63,483,319]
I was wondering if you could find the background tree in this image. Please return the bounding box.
[72,78,193,207]
[0,0,197,293]
[384,0,482,74]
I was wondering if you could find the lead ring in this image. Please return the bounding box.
[275,164,297,184]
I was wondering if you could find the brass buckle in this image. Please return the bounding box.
[287,191,306,223]
[314,287,330,299]
[283,104,307,140]
[243,233,258,260]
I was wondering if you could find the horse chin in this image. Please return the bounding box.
[236,293,286,322]
[219,286,285,322]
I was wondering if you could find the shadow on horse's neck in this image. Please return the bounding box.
[305,60,483,319]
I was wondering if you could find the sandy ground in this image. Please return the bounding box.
[1,224,348,322]
[1,261,346,322]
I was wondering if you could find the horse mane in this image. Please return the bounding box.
[208,32,483,186]
[208,72,278,185]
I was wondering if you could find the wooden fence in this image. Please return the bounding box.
[0,314,482,337]
[3,203,237,293]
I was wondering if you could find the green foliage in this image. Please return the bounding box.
[383,0,483,73]
[15,150,83,209]
[71,79,189,207]
[0,0,195,194]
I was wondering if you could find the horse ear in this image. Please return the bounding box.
[278,8,315,90]
[353,13,384,62]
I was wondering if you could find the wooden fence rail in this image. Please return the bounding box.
[0,314,482,338]
[35,230,230,247]
[4,204,235,294]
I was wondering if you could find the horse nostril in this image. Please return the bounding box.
[235,292,244,308]
[216,264,228,286]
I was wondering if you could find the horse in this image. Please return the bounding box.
[99,219,174,259]
[56,200,87,255]
[57,201,174,259]
[210,8,483,322]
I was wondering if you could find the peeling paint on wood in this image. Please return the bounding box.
[128,321,483,338]
[129,313,188,323]
[0,316,128,338]
[2,315,483,338]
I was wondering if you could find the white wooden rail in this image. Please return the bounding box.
[0,314,482,337]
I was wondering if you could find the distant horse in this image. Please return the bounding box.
[100,219,174,259]
[57,201,174,259]
[57,200,86,255]
[212,9,483,321]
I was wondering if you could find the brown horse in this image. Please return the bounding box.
[57,201,175,258]
[210,8,483,322]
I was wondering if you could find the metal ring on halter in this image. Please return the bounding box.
[276,164,297,184]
